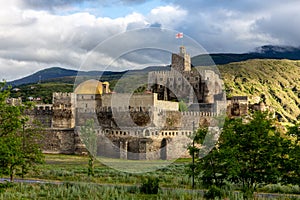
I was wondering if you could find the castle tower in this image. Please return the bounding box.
[52,92,76,128]
[171,46,191,72]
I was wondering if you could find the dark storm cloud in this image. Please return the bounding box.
[158,0,300,52]
[21,0,91,9]
[21,0,147,10]
[2,0,300,80]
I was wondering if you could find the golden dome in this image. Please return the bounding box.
[74,79,110,94]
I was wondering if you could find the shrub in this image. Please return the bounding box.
[140,176,159,194]
[0,182,14,193]
[203,185,225,199]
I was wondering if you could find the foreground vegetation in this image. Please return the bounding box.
[0,82,44,182]
[188,111,299,199]
[0,153,299,199]
[2,182,300,200]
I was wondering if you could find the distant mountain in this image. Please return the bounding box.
[192,45,300,66]
[8,45,300,87]
[8,67,78,87]
[8,65,170,87]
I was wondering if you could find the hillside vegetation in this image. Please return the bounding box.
[218,59,300,122]
[10,83,73,104]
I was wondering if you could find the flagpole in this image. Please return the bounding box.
[181,37,183,47]
[176,32,184,47]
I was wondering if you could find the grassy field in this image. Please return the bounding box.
[1,154,299,199]
[27,154,193,189]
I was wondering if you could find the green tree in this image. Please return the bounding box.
[19,119,45,179]
[191,111,292,198]
[283,123,300,185]
[80,119,97,177]
[0,82,44,182]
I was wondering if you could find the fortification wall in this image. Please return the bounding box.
[52,92,76,128]
[25,105,53,127]
[41,128,75,154]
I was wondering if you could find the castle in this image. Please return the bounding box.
[27,46,230,160]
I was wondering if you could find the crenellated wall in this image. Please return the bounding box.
[52,92,76,128]
[23,46,228,160]
[25,104,53,127]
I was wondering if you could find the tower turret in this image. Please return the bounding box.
[171,46,191,72]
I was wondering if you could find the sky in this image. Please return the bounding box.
[1,0,300,81]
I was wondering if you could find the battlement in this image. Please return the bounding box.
[181,111,216,117]
[35,104,53,111]
[53,92,74,99]
[6,97,22,106]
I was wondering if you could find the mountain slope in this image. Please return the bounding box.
[192,45,300,66]
[9,67,78,86]
[217,59,300,122]
[8,66,170,87]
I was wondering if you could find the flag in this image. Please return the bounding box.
[175,32,183,39]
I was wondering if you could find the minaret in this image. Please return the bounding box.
[171,46,191,72]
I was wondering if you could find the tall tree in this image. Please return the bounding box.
[190,111,293,198]
[283,123,300,185]
[0,82,44,181]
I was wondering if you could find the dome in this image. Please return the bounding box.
[74,79,110,94]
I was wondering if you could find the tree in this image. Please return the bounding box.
[190,111,293,198]
[80,119,97,177]
[0,82,44,181]
[19,119,45,178]
[283,123,300,185]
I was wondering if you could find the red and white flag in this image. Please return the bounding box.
[175,32,183,38]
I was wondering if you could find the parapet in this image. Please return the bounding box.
[53,92,73,99]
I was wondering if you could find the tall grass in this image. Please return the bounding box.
[0,182,204,200]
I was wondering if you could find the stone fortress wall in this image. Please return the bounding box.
[27,46,265,160]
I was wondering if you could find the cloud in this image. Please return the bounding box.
[158,0,300,52]
[21,0,148,11]
[0,8,146,80]
[1,0,300,81]
[148,5,187,29]
[21,0,93,10]
[252,4,300,46]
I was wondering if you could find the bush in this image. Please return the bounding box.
[204,185,225,199]
[0,182,14,193]
[257,183,300,194]
[140,176,159,194]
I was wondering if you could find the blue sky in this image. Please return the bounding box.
[1,0,300,80]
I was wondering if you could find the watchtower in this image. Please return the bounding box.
[171,46,191,72]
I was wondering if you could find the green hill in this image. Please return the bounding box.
[217,59,300,122]
[10,82,73,104]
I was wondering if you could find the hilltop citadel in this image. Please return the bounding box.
[22,46,267,160]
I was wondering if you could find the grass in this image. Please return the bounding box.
[25,154,194,188]
[1,154,299,199]
[1,182,298,200]
[1,182,206,200]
